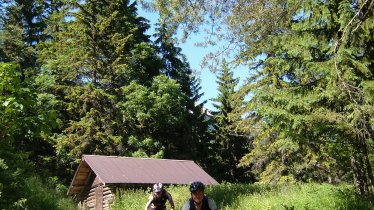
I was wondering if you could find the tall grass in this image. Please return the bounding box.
[112,183,373,210]
[210,183,372,210]
[13,176,76,210]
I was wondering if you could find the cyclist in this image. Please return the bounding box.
[145,183,175,210]
[182,181,217,210]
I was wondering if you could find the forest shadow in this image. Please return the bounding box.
[334,187,373,210]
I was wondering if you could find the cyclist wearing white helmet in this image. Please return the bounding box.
[145,183,175,210]
[182,181,217,210]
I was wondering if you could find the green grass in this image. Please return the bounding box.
[21,176,77,210]
[211,183,372,210]
[2,176,77,210]
[112,183,373,210]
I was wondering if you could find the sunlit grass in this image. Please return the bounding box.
[111,183,373,210]
[21,176,76,210]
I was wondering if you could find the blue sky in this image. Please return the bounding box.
[177,36,249,111]
[139,9,248,111]
[178,35,220,110]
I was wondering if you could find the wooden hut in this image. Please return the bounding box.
[67,155,218,210]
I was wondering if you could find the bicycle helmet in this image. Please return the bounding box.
[153,183,163,193]
[189,181,205,192]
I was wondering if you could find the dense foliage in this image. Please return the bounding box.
[0,0,373,207]
[145,0,374,201]
[0,0,210,207]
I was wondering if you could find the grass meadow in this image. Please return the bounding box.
[111,183,373,210]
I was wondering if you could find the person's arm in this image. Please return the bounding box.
[166,191,175,210]
[181,200,190,210]
[144,195,153,210]
[207,197,218,210]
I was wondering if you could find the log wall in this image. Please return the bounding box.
[82,185,114,210]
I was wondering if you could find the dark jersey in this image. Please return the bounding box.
[151,190,169,210]
[188,196,212,210]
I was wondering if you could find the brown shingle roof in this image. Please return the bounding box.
[68,155,218,195]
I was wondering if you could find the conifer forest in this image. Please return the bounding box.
[0,0,373,208]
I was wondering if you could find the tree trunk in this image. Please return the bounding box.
[361,120,374,202]
[351,135,374,203]
[350,151,367,195]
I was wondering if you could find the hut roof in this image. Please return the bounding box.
[68,155,218,195]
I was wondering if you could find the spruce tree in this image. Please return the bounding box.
[38,1,198,177]
[148,0,374,198]
[39,0,162,163]
[234,1,374,196]
[0,0,55,72]
[153,20,211,161]
[211,60,250,182]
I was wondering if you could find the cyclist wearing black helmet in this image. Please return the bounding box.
[145,183,175,210]
[182,181,217,210]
